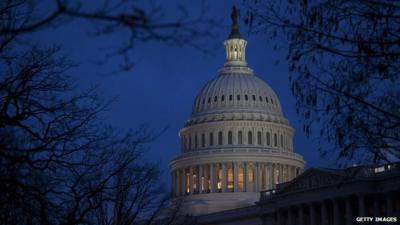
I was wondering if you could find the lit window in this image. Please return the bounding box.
[248,167,254,183]
[238,167,244,191]
[227,168,233,190]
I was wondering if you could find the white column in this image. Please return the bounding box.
[210,163,216,193]
[244,162,249,192]
[264,163,269,190]
[257,163,263,191]
[333,199,340,225]
[182,168,187,195]
[198,164,203,193]
[270,163,275,188]
[222,163,227,192]
[345,198,353,225]
[310,203,316,225]
[204,164,209,193]
[321,201,328,225]
[233,162,238,192]
[373,195,380,217]
[189,167,193,195]
[298,206,304,225]
[287,207,294,225]
[358,194,365,217]
[386,193,393,216]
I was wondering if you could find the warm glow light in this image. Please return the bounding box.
[238,167,244,191]
[248,168,254,183]
[227,168,233,189]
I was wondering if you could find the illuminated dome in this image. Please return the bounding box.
[169,7,305,215]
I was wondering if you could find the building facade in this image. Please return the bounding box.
[195,162,400,225]
[169,7,305,215]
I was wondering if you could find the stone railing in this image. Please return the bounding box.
[259,188,277,202]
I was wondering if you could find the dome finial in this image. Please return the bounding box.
[228,6,242,39]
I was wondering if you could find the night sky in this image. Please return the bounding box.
[31,0,334,187]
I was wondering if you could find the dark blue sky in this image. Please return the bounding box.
[32,0,334,187]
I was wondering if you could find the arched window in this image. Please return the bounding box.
[266,132,270,146]
[202,99,205,104]
[208,97,211,103]
[245,95,248,101]
[229,95,233,101]
[221,95,225,101]
[271,98,274,104]
[237,95,240,101]
[257,131,262,145]
[183,136,187,150]
[281,134,284,147]
[201,133,205,147]
[214,96,217,102]
[252,95,256,101]
[274,133,277,147]
[218,131,223,145]
[265,97,269,103]
[259,96,263,101]
[195,135,198,149]
[189,136,192,150]
[238,131,243,144]
[209,132,214,146]
[228,131,233,144]
[248,131,253,145]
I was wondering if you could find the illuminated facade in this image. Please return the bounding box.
[169,7,305,215]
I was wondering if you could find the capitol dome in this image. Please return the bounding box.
[169,7,305,215]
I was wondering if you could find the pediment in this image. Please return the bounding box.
[278,169,346,194]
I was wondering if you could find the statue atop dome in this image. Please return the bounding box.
[228,6,242,39]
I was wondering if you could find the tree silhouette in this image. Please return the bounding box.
[244,0,400,164]
[0,48,184,225]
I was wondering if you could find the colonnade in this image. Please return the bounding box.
[171,162,302,197]
[263,193,398,225]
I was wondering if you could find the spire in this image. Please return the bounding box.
[228,6,242,39]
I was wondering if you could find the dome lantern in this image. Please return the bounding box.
[224,6,247,67]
